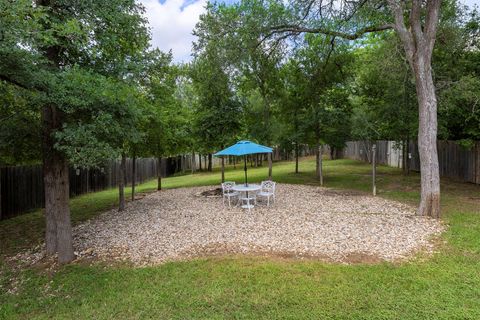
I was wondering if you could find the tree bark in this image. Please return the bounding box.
[191,151,196,174]
[295,143,299,173]
[43,143,74,263]
[199,154,202,171]
[42,104,74,263]
[221,157,225,183]
[131,153,136,202]
[208,154,212,171]
[316,142,324,185]
[268,152,272,180]
[182,155,186,174]
[118,153,126,211]
[0,167,2,220]
[157,156,162,190]
[413,54,440,218]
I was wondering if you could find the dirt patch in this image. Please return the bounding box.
[196,188,223,198]
[343,252,383,264]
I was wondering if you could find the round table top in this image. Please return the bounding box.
[232,184,261,192]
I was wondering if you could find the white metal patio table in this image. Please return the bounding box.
[232,184,261,209]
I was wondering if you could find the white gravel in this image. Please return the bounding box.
[69,184,444,265]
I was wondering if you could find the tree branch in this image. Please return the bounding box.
[425,0,441,51]
[387,0,414,64]
[266,23,394,40]
[410,0,424,42]
[0,74,31,90]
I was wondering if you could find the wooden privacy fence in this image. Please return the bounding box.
[0,157,186,220]
[344,140,480,185]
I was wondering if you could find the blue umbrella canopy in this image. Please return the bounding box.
[214,140,273,186]
[214,140,272,157]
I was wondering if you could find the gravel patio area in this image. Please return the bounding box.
[68,184,444,265]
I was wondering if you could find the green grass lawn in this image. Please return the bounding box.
[1,157,480,319]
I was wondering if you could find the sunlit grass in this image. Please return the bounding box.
[1,157,480,319]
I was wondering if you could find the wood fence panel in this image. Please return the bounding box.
[345,140,480,185]
[0,156,194,220]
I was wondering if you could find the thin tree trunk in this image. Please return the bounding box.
[319,145,323,186]
[208,154,212,172]
[406,138,410,174]
[0,167,2,220]
[221,157,225,182]
[191,151,196,174]
[157,156,162,190]
[118,153,126,211]
[131,153,136,201]
[199,154,202,171]
[295,143,299,173]
[402,139,408,175]
[268,152,272,180]
[182,155,185,174]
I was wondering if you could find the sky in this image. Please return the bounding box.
[140,0,480,63]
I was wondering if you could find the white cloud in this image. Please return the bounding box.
[139,0,207,63]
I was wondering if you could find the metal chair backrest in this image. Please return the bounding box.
[222,181,236,194]
[261,181,275,194]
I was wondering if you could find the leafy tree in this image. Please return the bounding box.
[0,0,153,262]
[249,0,446,218]
[191,32,242,174]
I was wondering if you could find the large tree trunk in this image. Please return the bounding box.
[42,103,74,263]
[413,54,440,218]
[157,156,162,190]
[388,0,441,217]
[43,140,74,263]
[118,153,126,211]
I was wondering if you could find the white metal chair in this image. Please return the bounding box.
[257,181,276,206]
[221,181,239,207]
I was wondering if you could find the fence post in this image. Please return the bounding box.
[372,144,377,196]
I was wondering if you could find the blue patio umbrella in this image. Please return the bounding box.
[214,140,273,186]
